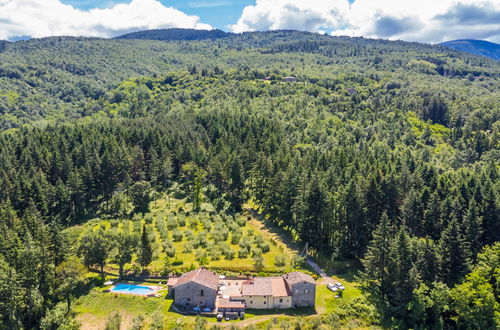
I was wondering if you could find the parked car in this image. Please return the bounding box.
[335,282,345,290]
[327,283,338,292]
[327,282,345,292]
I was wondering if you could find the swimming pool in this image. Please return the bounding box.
[110,283,156,295]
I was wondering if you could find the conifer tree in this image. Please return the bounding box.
[439,218,470,286]
[362,212,394,301]
[138,224,153,273]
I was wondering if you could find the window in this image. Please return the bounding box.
[200,290,204,296]
[264,301,266,305]
[305,289,309,294]
[250,301,253,304]
[295,289,298,294]
[187,298,191,302]
[279,299,283,303]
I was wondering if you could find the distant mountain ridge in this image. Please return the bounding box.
[115,28,231,41]
[439,39,500,61]
[0,40,9,52]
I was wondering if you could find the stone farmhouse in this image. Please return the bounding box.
[168,268,316,317]
[168,268,219,309]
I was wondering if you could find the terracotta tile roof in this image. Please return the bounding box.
[271,277,290,297]
[174,268,218,290]
[283,271,316,286]
[242,277,272,296]
[242,277,290,297]
[217,298,245,309]
[166,277,178,286]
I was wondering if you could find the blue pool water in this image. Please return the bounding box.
[110,283,155,295]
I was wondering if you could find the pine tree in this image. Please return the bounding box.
[229,157,244,212]
[362,212,394,299]
[439,218,470,286]
[462,200,482,260]
[138,224,153,273]
[388,228,416,326]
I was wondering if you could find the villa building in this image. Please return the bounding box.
[170,268,316,317]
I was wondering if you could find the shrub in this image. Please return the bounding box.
[104,312,122,330]
[165,246,176,258]
[183,241,194,253]
[291,255,306,268]
[239,236,252,251]
[212,225,229,243]
[149,312,163,330]
[130,314,145,330]
[260,243,270,253]
[209,246,221,261]
[197,232,208,248]
[274,255,286,267]
[188,217,198,229]
[252,248,262,257]
[219,242,230,253]
[231,229,242,244]
[235,214,246,227]
[166,216,177,230]
[172,229,183,242]
[224,249,235,260]
[253,254,264,271]
[195,249,209,266]
[178,215,186,227]
[254,235,264,245]
[238,248,249,258]
[201,219,212,231]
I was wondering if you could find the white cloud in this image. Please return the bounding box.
[230,0,350,33]
[231,0,500,43]
[0,0,212,40]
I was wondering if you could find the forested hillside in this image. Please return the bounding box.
[440,39,500,61]
[0,31,498,329]
[115,28,231,41]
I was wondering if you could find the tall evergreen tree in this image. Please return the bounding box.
[138,224,153,273]
[362,212,395,308]
[439,218,470,286]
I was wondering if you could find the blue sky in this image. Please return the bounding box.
[0,0,499,43]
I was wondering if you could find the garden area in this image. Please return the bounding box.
[66,194,298,279]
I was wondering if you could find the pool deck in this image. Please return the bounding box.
[109,283,163,297]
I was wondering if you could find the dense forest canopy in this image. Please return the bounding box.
[0,30,498,128]
[0,30,498,329]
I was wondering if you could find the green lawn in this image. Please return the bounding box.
[315,276,363,314]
